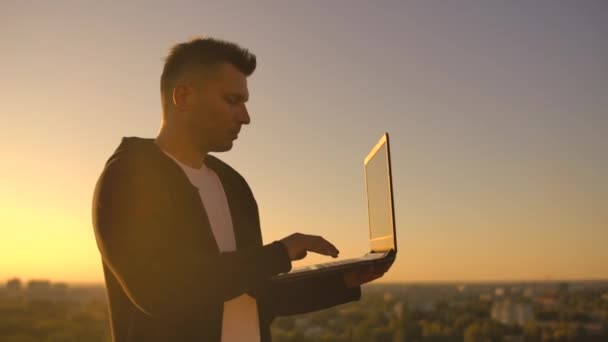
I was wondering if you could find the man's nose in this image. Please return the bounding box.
[238,105,250,125]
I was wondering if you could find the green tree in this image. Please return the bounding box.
[464,323,482,342]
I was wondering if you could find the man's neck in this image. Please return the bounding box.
[154,129,207,169]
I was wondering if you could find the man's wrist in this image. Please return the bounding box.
[272,240,293,273]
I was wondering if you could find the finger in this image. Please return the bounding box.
[294,250,307,260]
[309,236,340,257]
[318,237,340,257]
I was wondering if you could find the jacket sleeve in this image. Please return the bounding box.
[252,261,361,320]
[91,153,292,319]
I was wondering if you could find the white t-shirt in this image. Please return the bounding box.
[161,149,260,342]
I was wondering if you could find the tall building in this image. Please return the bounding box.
[491,300,534,326]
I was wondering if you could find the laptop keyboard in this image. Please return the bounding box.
[289,258,359,273]
[288,253,386,274]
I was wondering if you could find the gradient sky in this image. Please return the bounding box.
[1,1,607,284]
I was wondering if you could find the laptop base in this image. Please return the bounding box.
[271,250,396,282]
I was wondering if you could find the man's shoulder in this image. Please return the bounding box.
[98,136,167,185]
[106,136,157,164]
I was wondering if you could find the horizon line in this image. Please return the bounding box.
[3,277,608,287]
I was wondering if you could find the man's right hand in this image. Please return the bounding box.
[279,233,340,261]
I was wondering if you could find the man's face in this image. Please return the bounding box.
[179,62,250,153]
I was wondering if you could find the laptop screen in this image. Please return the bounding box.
[364,134,396,252]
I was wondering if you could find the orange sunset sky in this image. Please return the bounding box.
[1,1,607,284]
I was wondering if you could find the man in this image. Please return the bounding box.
[91,37,391,342]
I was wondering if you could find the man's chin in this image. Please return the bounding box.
[210,141,233,153]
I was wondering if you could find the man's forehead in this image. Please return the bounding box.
[197,63,248,95]
[203,63,246,83]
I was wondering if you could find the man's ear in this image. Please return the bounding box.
[172,83,193,111]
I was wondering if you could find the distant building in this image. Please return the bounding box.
[27,279,51,289]
[495,287,506,297]
[510,286,522,295]
[536,282,565,297]
[393,301,403,319]
[6,278,22,293]
[480,293,493,301]
[535,295,560,310]
[27,279,52,298]
[491,300,534,326]
[523,287,535,298]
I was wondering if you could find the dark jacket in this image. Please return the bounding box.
[91,136,361,341]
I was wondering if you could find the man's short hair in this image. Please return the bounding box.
[160,36,256,112]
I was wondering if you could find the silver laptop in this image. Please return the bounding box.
[271,132,397,281]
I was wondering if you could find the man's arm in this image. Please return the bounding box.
[253,257,393,320]
[252,267,361,320]
[91,154,292,319]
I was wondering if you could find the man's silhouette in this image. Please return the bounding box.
[91,37,390,342]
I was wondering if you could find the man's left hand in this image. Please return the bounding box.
[342,261,393,288]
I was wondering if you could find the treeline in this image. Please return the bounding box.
[270,287,608,342]
[0,296,110,342]
[1,283,607,341]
